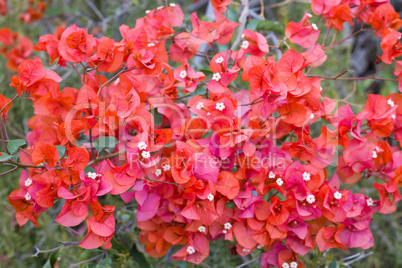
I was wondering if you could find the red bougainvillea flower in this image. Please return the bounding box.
[211,0,232,13]
[10,57,62,96]
[285,12,320,48]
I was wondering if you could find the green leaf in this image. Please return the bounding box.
[150,108,163,126]
[0,153,12,161]
[7,139,26,155]
[246,19,260,31]
[84,166,96,176]
[257,20,284,33]
[329,259,338,268]
[94,136,119,154]
[42,250,59,268]
[55,145,66,159]
[130,243,150,268]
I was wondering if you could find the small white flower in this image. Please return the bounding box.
[306,13,313,18]
[114,77,120,85]
[290,262,298,268]
[320,87,323,91]
[257,244,263,249]
[96,174,101,178]
[198,226,206,233]
[392,114,396,119]
[137,141,147,150]
[179,70,187,79]
[372,151,377,159]
[310,113,314,119]
[387,99,395,107]
[215,56,224,64]
[276,178,284,186]
[157,6,164,10]
[212,72,221,81]
[145,10,150,14]
[142,151,151,159]
[162,164,171,171]
[87,172,97,180]
[334,191,342,200]
[196,102,204,110]
[207,193,214,201]
[241,34,245,38]
[169,3,176,6]
[311,23,318,30]
[147,42,155,47]
[241,40,249,49]
[25,193,31,201]
[186,246,196,255]
[269,171,275,178]
[25,178,33,187]
[224,222,232,230]
[222,230,227,234]
[207,112,211,116]
[155,169,162,176]
[242,248,251,253]
[367,198,374,207]
[306,194,315,204]
[215,102,225,111]
[302,172,311,181]
[282,263,290,268]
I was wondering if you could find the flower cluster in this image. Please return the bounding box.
[2,1,402,267]
[0,27,34,71]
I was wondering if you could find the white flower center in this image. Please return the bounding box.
[391,114,396,119]
[25,193,31,201]
[306,194,315,204]
[290,262,298,268]
[162,164,171,171]
[157,6,164,10]
[282,263,290,268]
[196,102,204,110]
[137,142,147,150]
[25,178,32,187]
[372,151,377,159]
[207,193,214,201]
[241,34,245,38]
[224,222,232,230]
[387,99,395,107]
[179,70,187,79]
[309,113,314,119]
[334,191,342,200]
[241,40,249,49]
[142,151,151,159]
[147,42,155,47]
[311,23,318,30]
[276,178,284,186]
[169,3,176,6]
[198,226,206,233]
[186,246,196,254]
[367,198,374,207]
[215,56,224,64]
[303,172,311,181]
[155,169,162,176]
[215,102,225,111]
[145,10,150,14]
[242,248,251,253]
[212,73,221,81]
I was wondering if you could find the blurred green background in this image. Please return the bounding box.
[0,0,401,267]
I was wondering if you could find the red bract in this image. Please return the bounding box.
[3,2,402,267]
[285,12,320,48]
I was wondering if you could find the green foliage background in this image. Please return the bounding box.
[0,0,401,267]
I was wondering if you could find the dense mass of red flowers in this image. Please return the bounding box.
[1,1,402,267]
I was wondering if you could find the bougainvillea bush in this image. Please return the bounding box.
[1,0,402,267]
